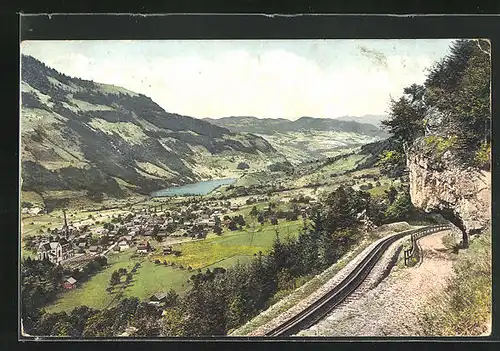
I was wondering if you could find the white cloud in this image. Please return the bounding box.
[22,40,452,119]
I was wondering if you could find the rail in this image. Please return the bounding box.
[264,224,450,337]
[403,225,449,266]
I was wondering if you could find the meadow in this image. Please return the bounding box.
[153,219,304,270]
[44,218,304,313]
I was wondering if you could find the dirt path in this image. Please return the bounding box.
[298,230,454,337]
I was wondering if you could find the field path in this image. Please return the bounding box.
[299,230,454,336]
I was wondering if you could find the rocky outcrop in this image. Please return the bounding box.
[407,138,490,240]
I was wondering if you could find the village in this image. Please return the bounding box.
[24,193,316,298]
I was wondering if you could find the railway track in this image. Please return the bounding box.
[264,224,450,337]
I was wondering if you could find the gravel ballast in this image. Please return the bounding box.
[298,230,453,336]
[233,224,418,336]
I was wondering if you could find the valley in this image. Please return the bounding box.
[20,55,395,329]
[20,38,491,339]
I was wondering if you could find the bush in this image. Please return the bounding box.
[266,289,293,307]
[441,232,460,252]
[421,232,491,336]
[424,135,458,156]
[474,142,491,170]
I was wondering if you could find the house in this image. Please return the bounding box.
[118,241,130,251]
[137,241,151,254]
[29,207,43,215]
[38,239,74,264]
[89,246,101,254]
[78,242,87,249]
[198,218,215,227]
[63,277,77,289]
[149,292,167,304]
[162,246,173,255]
[119,235,133,243]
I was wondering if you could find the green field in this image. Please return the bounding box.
[45,251,137,312]
[153,219,303,270]
[294,153,369,187]
[45,250,196,313]
[45,219,304,313]
[367,183,391,197]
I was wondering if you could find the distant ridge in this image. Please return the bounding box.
[335,114,388,128]
[204,116,388,138]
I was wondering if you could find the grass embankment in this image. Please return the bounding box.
[421,232,491,336]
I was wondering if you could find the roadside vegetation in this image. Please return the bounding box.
[421,232,491,336]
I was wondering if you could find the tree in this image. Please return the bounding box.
[103,223,115,232]
[109,271,120,287]
[164,289,180,308]
[214,216,221,226]
[237,162,250,170]
[257,214,265,225]
[270,216,278,226]
[250,206,259,218]
[65,306,98,337]
[382,39,491,168]
[117,226,128,235]
[99,235,110,247]
[384,190,414,222]
[228,220,238,231]
[381,86,427,154]
[366,195,388,226]
[385,186,398,205]
[161,307,186,336]
[82,309,115,337]
[323,185,364,233]
[214,225,223,235]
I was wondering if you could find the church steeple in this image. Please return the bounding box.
[63,209,69,239]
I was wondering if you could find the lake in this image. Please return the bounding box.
[151,178,237,197]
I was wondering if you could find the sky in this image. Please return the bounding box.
[21,39,455,120]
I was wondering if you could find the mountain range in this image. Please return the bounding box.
[205,116,388,164]
[335,114,388,127]
[204,116,388,137]
[20,54,389,204]
[20,55,282,203]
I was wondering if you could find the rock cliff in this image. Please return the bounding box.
[407,138,491,241]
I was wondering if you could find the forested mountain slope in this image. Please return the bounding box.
[20,55,282,201]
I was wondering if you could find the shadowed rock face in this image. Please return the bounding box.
[407,138,491,240]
